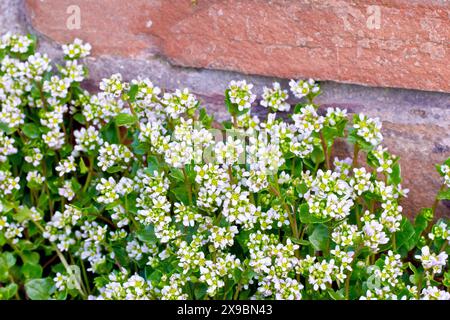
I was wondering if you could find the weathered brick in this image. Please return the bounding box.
[24,0,449,92]
[1,0,448,217]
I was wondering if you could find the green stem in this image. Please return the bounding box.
[41,160,53,216]
[79,258,91,295]
[55,249,87,298]
[431,184,445,216]
[345,273,351,300]
[182,167,193,205]
[439,240,448,253]
[228,166,235,185]
[291,157,296,177]
[392,233,397,251]
[233,283,242,300]
[352,144,360,169]
[232,115,237,128]
[319,132,330,170]
[115,123,122,144]
[345,246,362,300]
[32,221,87,298]
[82,156,94,193]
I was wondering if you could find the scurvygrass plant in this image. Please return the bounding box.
[0,33,449,300]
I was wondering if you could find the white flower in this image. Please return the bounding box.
[100,73,128,97]
[43,75,72,98]
[74,126,103,152]
[42,129,65,150]
[289,78,319,99]
[421,286,450,300]
[62,38,91,59]
[308,259,335,291]
[96,177,119,204]
[353,113,383,147]
[415,246,448,274]
[97,142,133,172]
[24,148,43,166]
[55,156,77,176]
[261,82,290,112]
[58,181,75,201]
[440,164,450,188]
[0,131,17,162]
[26,170,45,185]
[162,88,198,118]
[61,60,85,83]
[362,219,389,252]
[227,80,256,112]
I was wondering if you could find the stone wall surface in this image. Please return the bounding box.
[0,0,449,217]
[24,0,450,92]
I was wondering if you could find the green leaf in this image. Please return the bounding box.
[0,122,16,134]
[170,168,185,182]
[348,128,374,152]
[79,157,88,174]
[224,89,234,115]
[289,238,310,246]
[0,252,16,269]
[388,163,401,185]
[414,208,432,234]
[437,188,450,201]
[136,225,157,244]
[328,289,344,300]
[171,185,190,205]
[0,283,18,300]
[71,177,82,192]
[293,103,306,114]
[115,113,137,126]
[106,165,123,173]
[38,192,49,210]
[30,83,41,99]
[299,203,331,224]
[221,120,233,130]
[367,151,379,169]
[396,217,416,250]
[22,251,40,264]
[24,278,55,300]
[22,123,41,139]
[443,271,450,288]
[308,224,329,251]
[147,269,163,284]
[14,206,34,223]
[408,262,423,285]
[296,182,309,195]
[194,283,208,300]
[236,230,251,253]
[93,275,109,289]
[22,262,43,279]
[112,246,128,266]
[0,252,16,281]
[322,120,347,148]
[73,113,86,124]
[145,156,160,174]
[60,144,73,158]
[132,142,150,155]
[310,145,325,165]
[127,84,139,102]
[199,107,213,127]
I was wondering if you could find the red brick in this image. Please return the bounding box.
[25,0,449,92]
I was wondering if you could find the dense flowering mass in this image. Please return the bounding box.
[0,33,449,301]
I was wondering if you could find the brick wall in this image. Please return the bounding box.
[25,0,450,92]
[1,0,449,217]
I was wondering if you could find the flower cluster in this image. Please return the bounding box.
[0,34,448,301]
